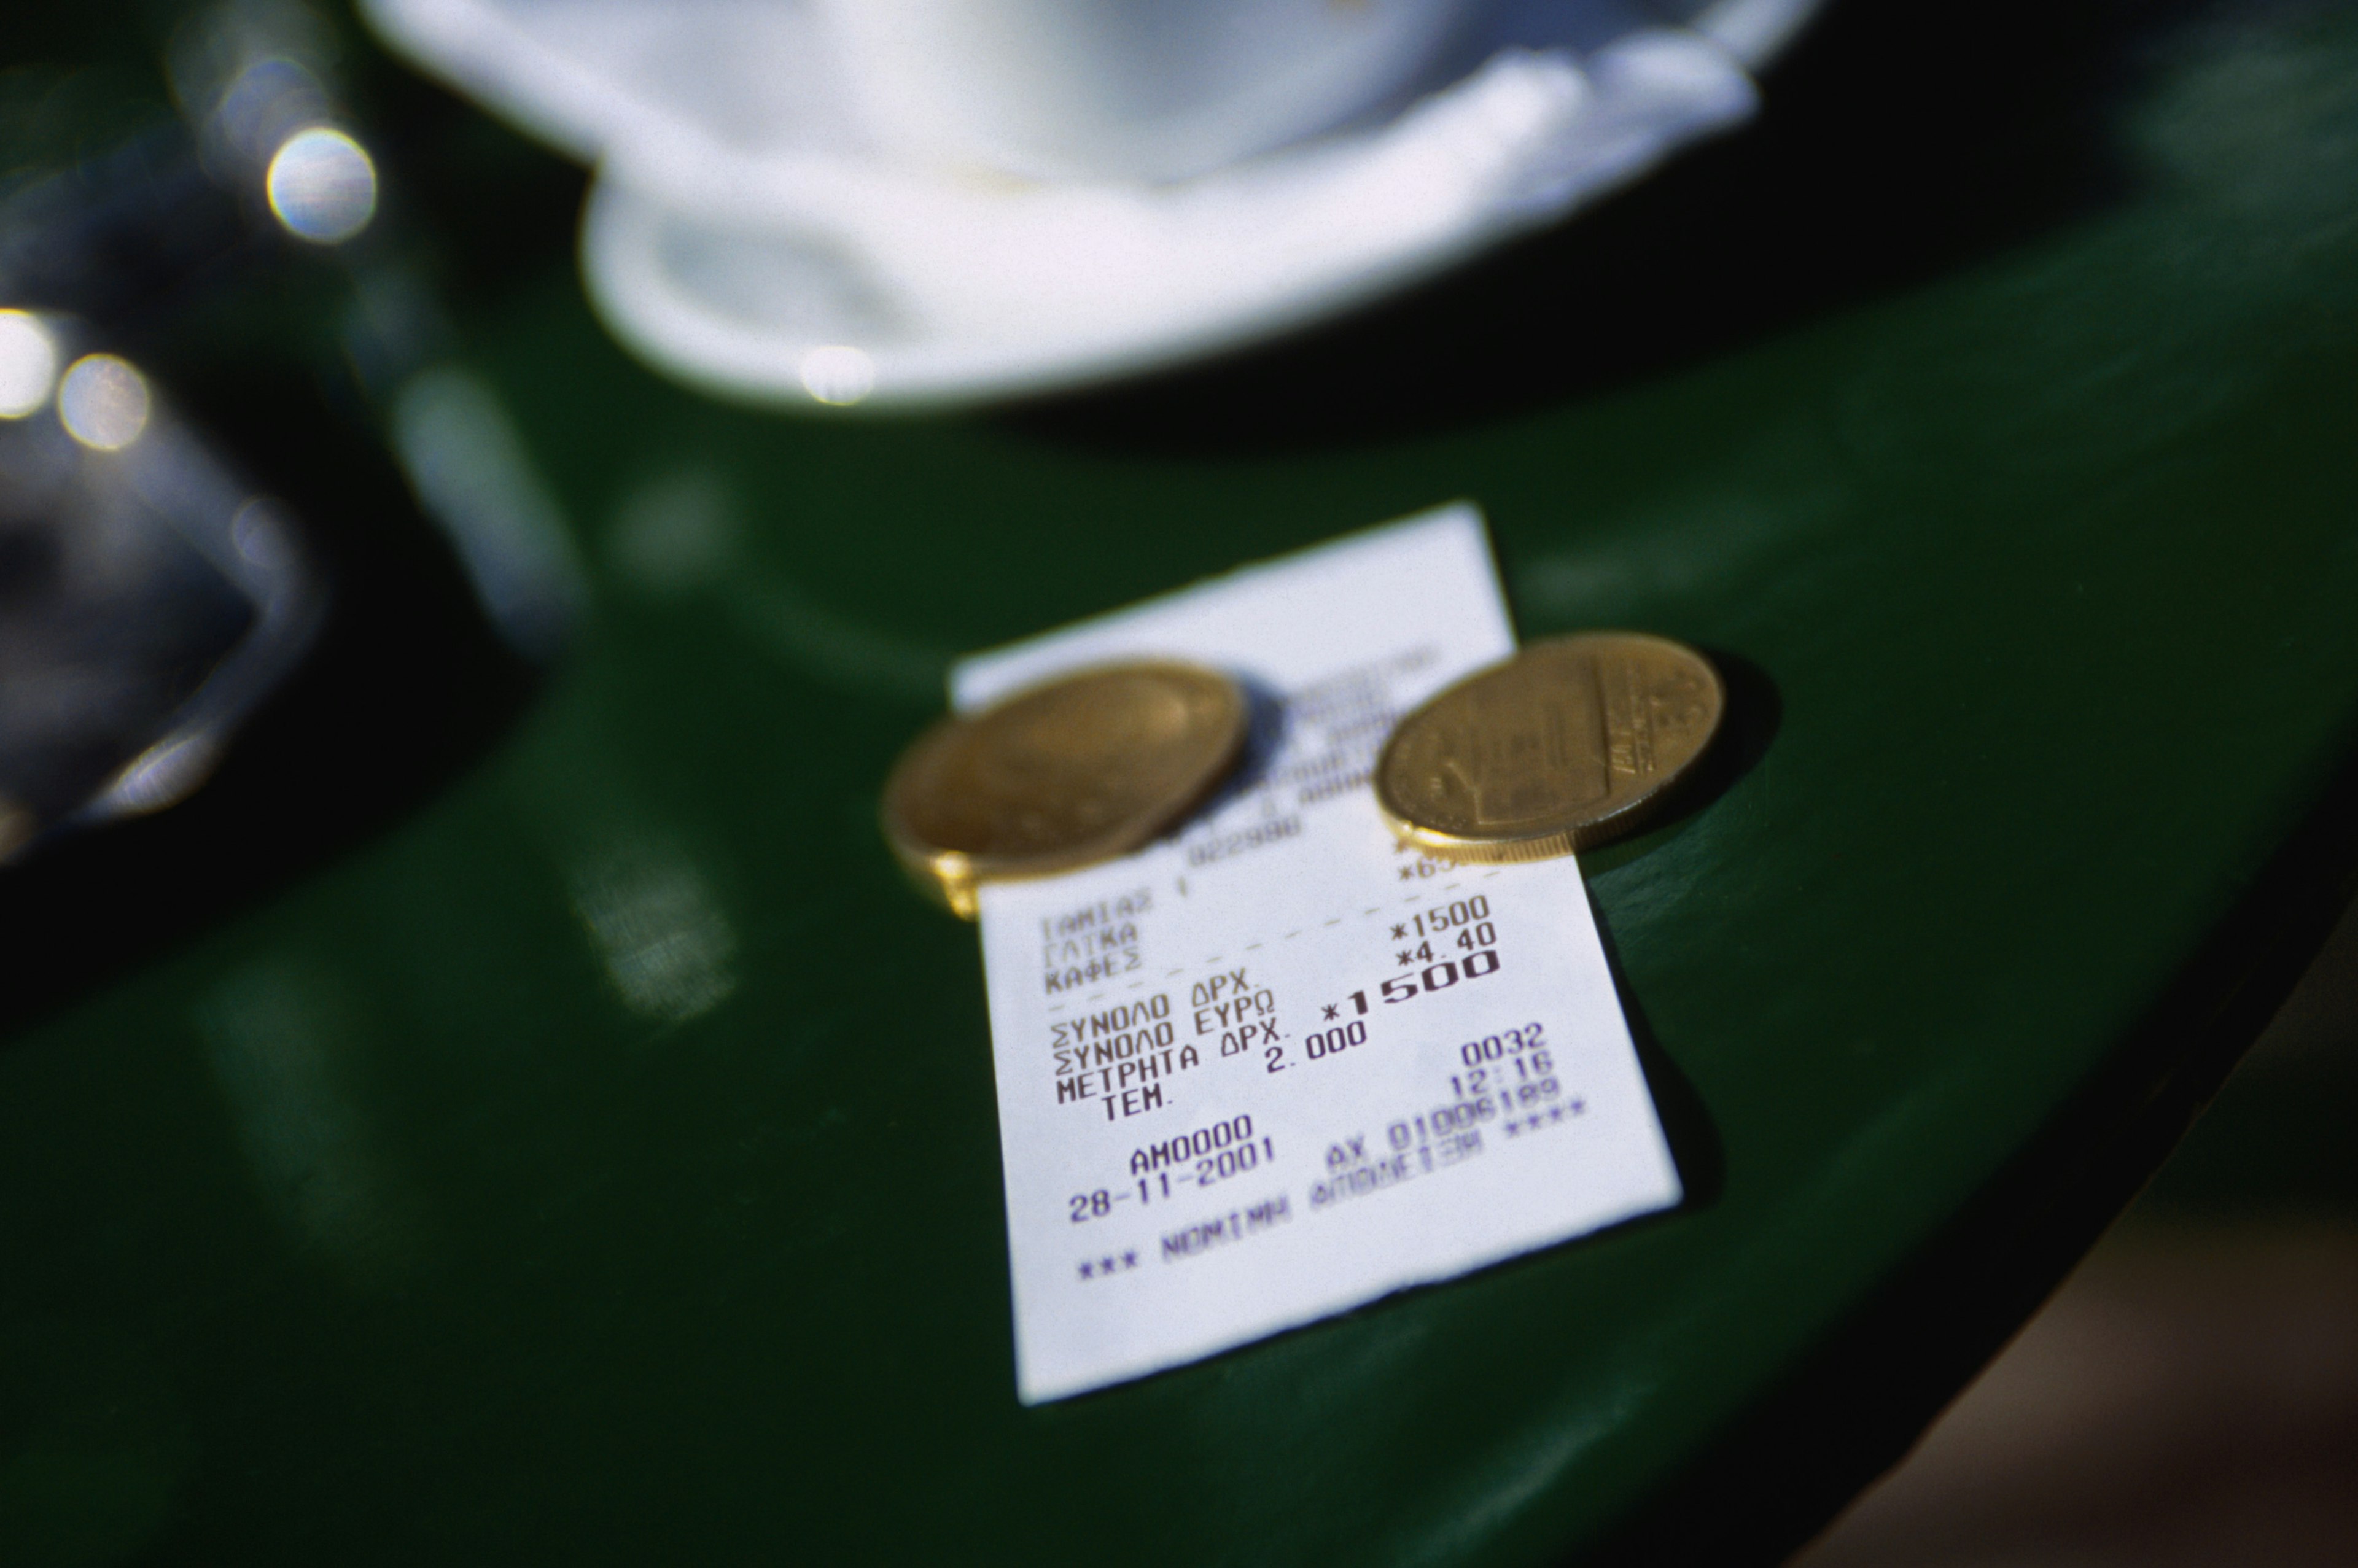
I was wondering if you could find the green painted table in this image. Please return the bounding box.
[7,2,2358,1562]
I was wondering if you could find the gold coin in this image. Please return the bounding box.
[882,661,1248,917]
[1374,632,1724,862]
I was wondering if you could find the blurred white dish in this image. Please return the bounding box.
[363,0,1826,409]
[813,0,1502,184]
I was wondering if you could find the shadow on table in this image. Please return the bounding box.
[1581,646,1784,1214]
[1008,0,2219,456]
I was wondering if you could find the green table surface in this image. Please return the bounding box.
[8,2,2358,1563]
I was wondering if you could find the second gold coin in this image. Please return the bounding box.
[1374,632,1724,862]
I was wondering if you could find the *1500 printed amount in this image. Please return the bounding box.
[1267,896,1501,1074]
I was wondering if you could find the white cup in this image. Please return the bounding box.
[815,0,1498,182]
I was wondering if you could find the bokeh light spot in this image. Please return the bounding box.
[0,310,59,417]
[266,127,378,244]
[58,354,151,451]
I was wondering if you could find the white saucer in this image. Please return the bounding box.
[364,0,1826,409]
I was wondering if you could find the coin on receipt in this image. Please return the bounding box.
[883,661,1249,917]
[1374,632,1724,861]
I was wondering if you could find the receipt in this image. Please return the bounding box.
[958,504,1682,1403]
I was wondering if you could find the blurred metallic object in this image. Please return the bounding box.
[0,0,580,864]
[174,2,585,658]
[171,0,379,247]
[0,312,324,861]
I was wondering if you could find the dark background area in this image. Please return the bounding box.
[1796,890,2358,1567]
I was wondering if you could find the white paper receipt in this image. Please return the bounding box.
[956,503,1683,1403]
